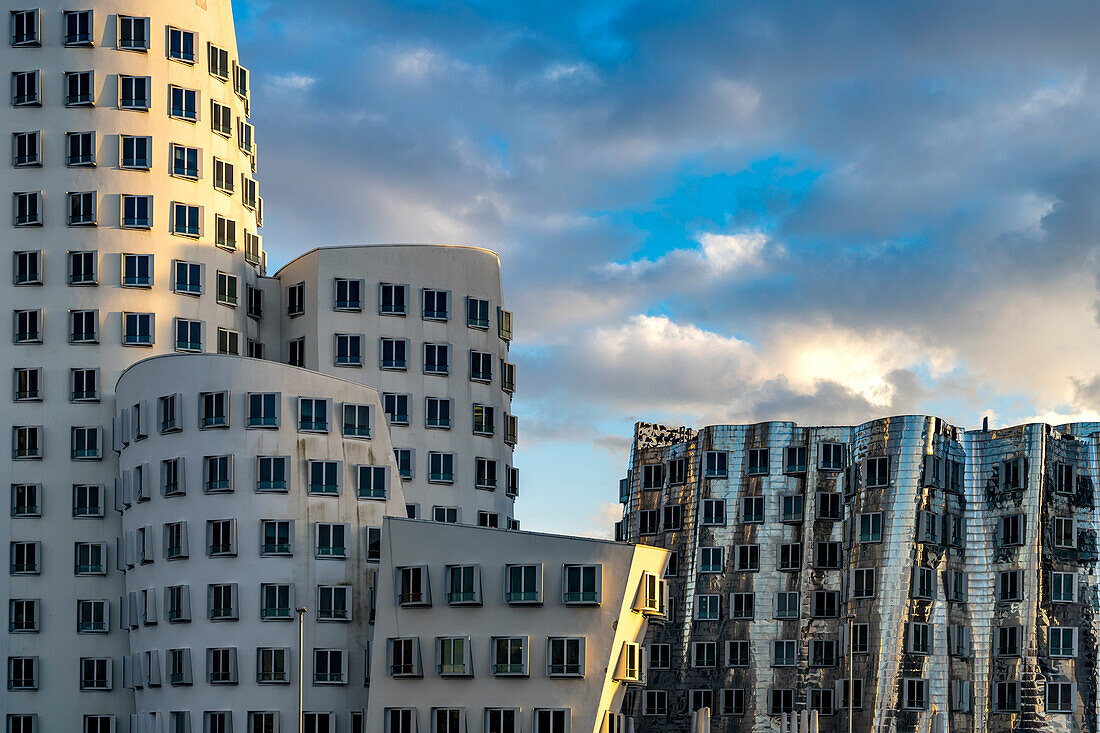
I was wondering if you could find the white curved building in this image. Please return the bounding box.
[2,3,263,731]
[115,354,406,733]
[271,245,518,529]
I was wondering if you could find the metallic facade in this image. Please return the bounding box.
[616,416,1100,732]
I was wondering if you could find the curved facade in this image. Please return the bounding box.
[116,354,406,733]
[2,3,264,730]
[272,244,518,528]
[617,417,1100,732]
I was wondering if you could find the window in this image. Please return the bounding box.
[299,398,329,432]
[705,450,728,477]
[394,448,413,480]
[213,158,234,193]
[208,583,238,620]
[247,284,263,318]
[1048,682,1076,713]
[248,713,278,733]
[501,359,516,392]
[171,319,202,353]
[476,457,498,489]
[948,570,967,602]
[1056,462,1076,494]
[534,709,569,733]
[63,9,92,45]
[242,175,259,209]
[902,678,928,710]
[79,657,110,690]
[423,289,449,319]
[65,71,94,106]
[170,144,199,178]
[817,492,842,520]
[12,250,40,286]
[1050,626,1076,657]
[13,191,41,226]
[741,496,764,523]
[785,445,807,473]
[172,261,203,296]
[388,637,422,676]
[71,427,101,459]
[730,592,754,619]
[215,215,236,249]
[207,519,236,556]
[498,307,513,340]
[169,85,198,121]
[434,506,458,523]
[208,43,230,79]
[67,131,95,166]
[1001,458,1025,491]
[119,74,150,109]
[812,590,839,618]
[120,195,153,230]
[724,640,750,668]
[663,504,682,531]
[815,541,842,569]
[120,254,153,289]
[810,689,834,716]
[205,713,233,733]
[380,283,408,315]
[246,393,279,428]
[170,203,200,237]
[776,591,799,619]
[9,543,39,577]
[851,623,870,654]
[1054,516,1076,549]
[204,455,233,492]
[467,297,490,328]
[11,70,39,107]
[72,369,98,401]
[913,566,936,600]
[8,599,39,632]
[423,342,449,374]
[208,647,238,684]
[648,644,670,671]
[492,637,528,676]
[810,640,837,667]
[257,648,287,684]
[446,565,480,604]
[356,464,388,500]
[692,641,717,668]
[287,338,304,367]
[544,637,584,677]
[998,570,1022,601]
[163,520,187,559]
[909,622,933,654]
[11,131,39,169]
[69,310,98,343]
[316,523,346,558]
[211,100,232,136]
[781,493,804,522]
[702,498,726,525]
[859,512,882,542]
[852,567,876,598]
[333,278,362,310]
[120,134,151,169]
[118,15,148,50]
[201,391,229,428]
[505,564,541,604]
[379,338,407,370]
[773,640,797,666]
[68,191,97,225]
[165,585,191,623]
[343,403,370,437]
[999,513,1025,546]
[73,484,104,517]
[168,26,196,61]
[563,564,600,604]
[308,461,340,495]
[7,656,37,690]
[694,594,720,620]
[734,544,759,571]
[641,464,663,489]
[994,681,1019,713]
[12,427,41,459]
[470,350,493,382]
[699,547,722,573]
[427,452,455,483]
[12,367,39,402]
[313,649,345,685]
[261,520,291,555]
[747,448,769,475]
[10,9,38,46]
[247,339,264,359]
[1052,571,1077,603]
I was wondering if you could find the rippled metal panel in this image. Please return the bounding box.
[618,417,1100,733]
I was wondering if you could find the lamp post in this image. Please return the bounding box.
[297,606,307,733]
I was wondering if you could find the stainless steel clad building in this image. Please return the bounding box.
[615,416,1099,732]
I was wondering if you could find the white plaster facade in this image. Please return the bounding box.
[368,517,670,733]
[115,354,406,733]
[271,245,518,529]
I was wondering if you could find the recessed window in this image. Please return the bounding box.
[853,567,876,598]
[12,309,41,344]
[211,100,232,137]
[74,541,106,575]
[491,638,528,677]
[424,343,449,374]
[335,334,363,366]
[10,483,39,517]
[71,426,101,460]
[388,638,422,677]
[120,134,151,169]
[170,202,200,237]
[64,71,94,107]
[170,144,199,178]
[257,457,288,493]
[118,15,149,50]
[423,289,449,320]
[13,191,41,225]
[208,43,230,80]
[67,191,97,226]
[335,278,362,310]
[384,393,410,425]
[428,451,455,483]
[287,337,305,367]
[73,483,103,518]
[11,10,39,46]
[9,598,39,633]
[702,498,726,526]
[380,337,408,370]
[260,584,292,620]
[299,397,329,432]
[66,131,95,166]
[64,10,92,45]
[780,493,803,522]
[168,26,195,62]
[308,461,341,495]
[475,457,497,489]
[817,492,842,520]
[741,495,764,523]
[470,350,493,382]
[118,74,150,109]
[69,309,98,343]
[812,590,839,618]
[505,564,541,604]
[778,543,800,572]
[12,366,40,401]
[12,131,40,167]
[705,450,728,478]
[215,215,237,249]
[913,566,936,600]
[121,195,152,229]
[746,448,769,475]
[121,253,152,287]
[10,540,39,573]
[859,512,882,542]
[866,456,890,487]
[169,85,198,121]
[72,368,98,402]
[1052,571,1077,603]
[467,297,490,328]
[820,442,846,470]
[213,158,234,194]
[174,318,201,352]
[11,70,39,106]
[814,541,842,569]
[261,519,291,555]
[380,283,408,315]
[357,465,387,499]
[775,591,799,618]
[208,583,238,620]
[473,403,495,436]
[563,564,600,604]
[203,455,233,492]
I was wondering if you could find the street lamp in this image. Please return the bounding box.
[297,606,307,733]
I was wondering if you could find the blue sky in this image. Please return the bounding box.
[234,0,1100,536]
